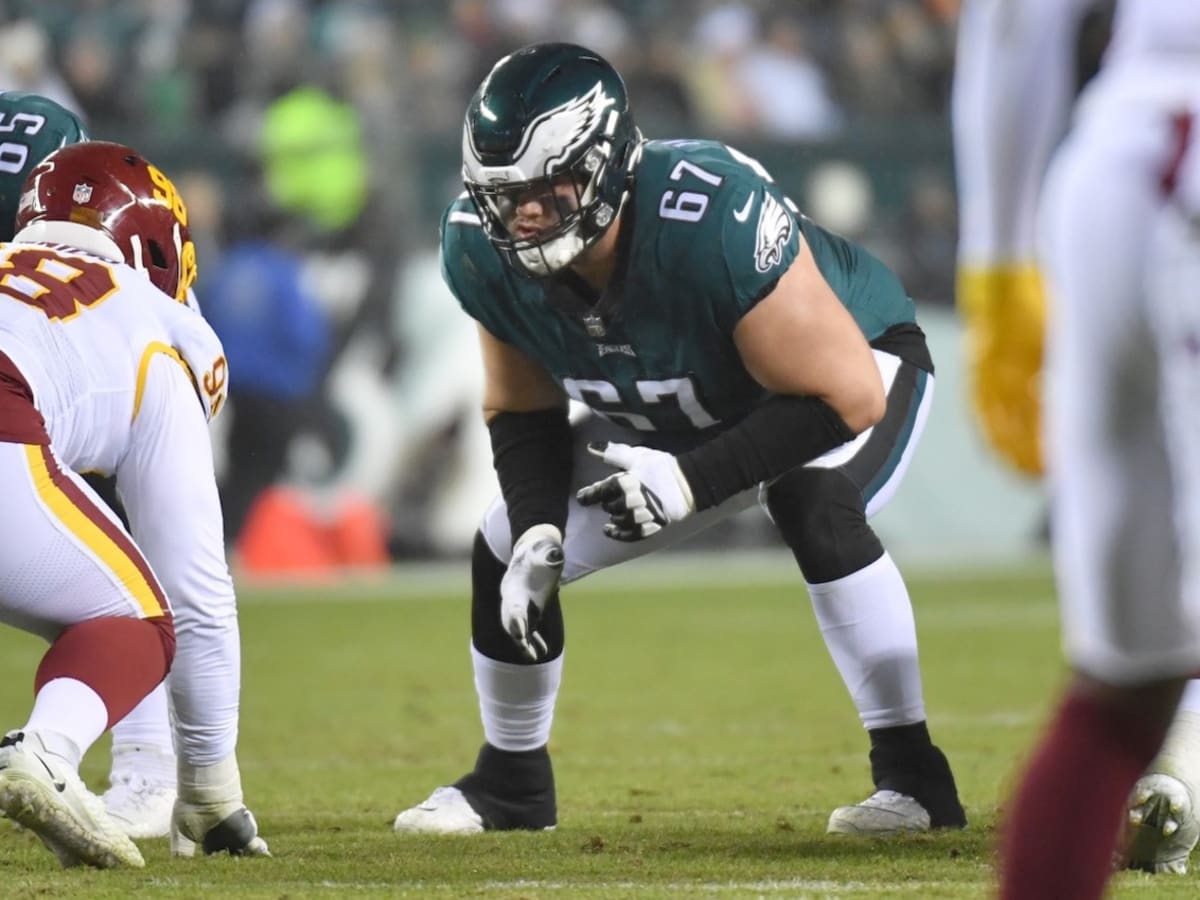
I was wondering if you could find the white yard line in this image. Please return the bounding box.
[144,876,1169,895]
[142,877,957,894]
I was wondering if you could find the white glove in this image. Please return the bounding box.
[499,524,565,661]
[575,441,695,541]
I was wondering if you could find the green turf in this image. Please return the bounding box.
[0,558,1193,897]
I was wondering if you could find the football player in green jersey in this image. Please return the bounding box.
[393,43,966,837]
[0,92,88,242]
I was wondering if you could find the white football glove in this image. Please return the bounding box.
[499,524,565,662]
[576,441,695,541]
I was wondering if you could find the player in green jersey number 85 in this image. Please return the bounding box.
[0,92,88,242]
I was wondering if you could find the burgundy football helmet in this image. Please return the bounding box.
[14,140,197,302]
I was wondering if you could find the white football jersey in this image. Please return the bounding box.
[952,0,1096,265]
[1105,0,1200,70]
[0,236,242,765]
[0,240,227,474]
[954,0,1200,266]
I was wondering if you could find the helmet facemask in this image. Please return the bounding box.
[467,141,622,277]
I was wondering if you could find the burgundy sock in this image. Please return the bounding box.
[998,689,1170,900]
[35,615,175,728]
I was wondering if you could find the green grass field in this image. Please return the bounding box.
[0,553,1193,898]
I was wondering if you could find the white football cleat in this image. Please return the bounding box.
[104,771,175,839]
[393,786,485,834]
[0,730,144,868]
[826,789,932,834]
[1126,773,1200,874]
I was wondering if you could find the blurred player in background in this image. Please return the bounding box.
[0,140,268,864]
[951,0,1097,478]
[0,92,87,236]
[0,90,180,839]
[994,2,1200,896]
[392,42,966,837]
[956,0,1200,880]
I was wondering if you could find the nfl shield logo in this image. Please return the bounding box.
[72,183,93,204]
[583,314,606,338]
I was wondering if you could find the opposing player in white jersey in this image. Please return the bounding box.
[952,0,1096,477]
[0,141,267,866]
[0,89,182,841]
[993,3,1200,896]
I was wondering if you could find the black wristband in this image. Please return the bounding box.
[677,395,855,512]
[488,408,573,541]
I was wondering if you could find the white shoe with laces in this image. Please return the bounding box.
[393,786,485,834]
[104,769,176,839]
[826,789,932,834]
[0,730,144,868]
[1126,773,1200,874]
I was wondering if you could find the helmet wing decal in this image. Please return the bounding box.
[529,81,615,173]
[469,81,616,182]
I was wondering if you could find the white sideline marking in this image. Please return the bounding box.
[145,878,965,894]
[935,710,1041,728]
[485,880,961,894]
[146,876,1170,895]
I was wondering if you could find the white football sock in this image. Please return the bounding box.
[1176,679,1200,715]
[1150,696,1200,792]
[111,681,175,757]
[807,552,927,730]
[23,677,108,767]
[472,644,562,752]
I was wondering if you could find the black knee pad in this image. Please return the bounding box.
[765,467,883,583]
[470,530,565,663]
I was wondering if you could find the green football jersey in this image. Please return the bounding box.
[441,139,922,450]
[0,92,89,242]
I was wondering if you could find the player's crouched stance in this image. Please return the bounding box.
[394,43,965,837]
[0,141,266,865]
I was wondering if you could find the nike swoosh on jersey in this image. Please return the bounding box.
[732,192,756,222]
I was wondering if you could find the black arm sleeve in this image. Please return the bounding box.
[676,395,855,512]
[488,408,573,541]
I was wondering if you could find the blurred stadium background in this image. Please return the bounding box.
[0,0,1106,574]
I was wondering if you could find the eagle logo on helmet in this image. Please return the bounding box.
[516,81,616,175]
